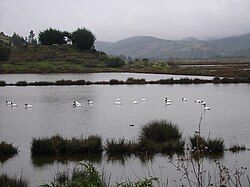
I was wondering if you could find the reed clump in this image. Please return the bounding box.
[105,120,184,155]
[0,80,6,86]
[0,174,28,187]
[190,135,225,153]
[15,81,28,86]
[228,144,246,152]
[0,141,18,158]
[31,135,102,156]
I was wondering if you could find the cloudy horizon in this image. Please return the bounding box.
[1,0,250,42]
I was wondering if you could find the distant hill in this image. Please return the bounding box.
[95,34,250,60]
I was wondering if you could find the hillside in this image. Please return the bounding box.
[95,34,250,60]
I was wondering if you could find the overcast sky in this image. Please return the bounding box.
[1,0,250,41]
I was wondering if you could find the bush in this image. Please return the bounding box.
[140,120,182,143]
[0,45,11,61]
[0,80,6,86]
[104,57,125,68]
[0,174,28,187]
[15,81,28,86]
[0,141,18,158]
[105,139,137,155]
[31,135,103,156]
[126,77,146,84]
[72,28,96,50]
[39,28,66,45]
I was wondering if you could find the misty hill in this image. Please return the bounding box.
[95,34,250,60]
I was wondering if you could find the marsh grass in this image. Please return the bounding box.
[15,81,28,86]
[228,144,246,152]
[140,120,182,143]
[31,135,103,156]
[0,174,28,187]
[0,141,18,158]
[106,120,184,155]
[0,80,6,86]
[190,135,225,153]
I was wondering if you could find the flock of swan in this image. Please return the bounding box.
[5,97,210,110]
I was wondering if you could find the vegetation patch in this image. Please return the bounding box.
[15,81,28,86]
[105,120,184,156]
[228,144,246,152]
[0,141,18,158]
[0,174,28,187]
[0,80,6,86]
[190,135,225,153]
[31,135,103,156]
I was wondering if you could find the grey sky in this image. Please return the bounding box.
[1,0,250,41]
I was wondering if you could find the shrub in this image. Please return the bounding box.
[55,79,74,85]
[104,57,125,68]
[140,120,182,143]
[0,80,6,86]
[39,28,66,45]
[0,174,28,187]
[15,81,28,86]
[31,135,103,156]
[213,77,221,84]
[161,139,185,152]
[109,79,123,85]
[0,45,11,61]
[0,141,18,157]
[72,28,96,50]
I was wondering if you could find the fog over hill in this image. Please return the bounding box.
[95,33,250,60]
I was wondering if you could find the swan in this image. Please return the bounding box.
[204,104,210,110]
[166,101,171,105]
[116,98,120,101]
[201,101,206,105]
[115,101,121,105]
[25,103,33,108]
[11,102,17,107]
[73,100,82,107]
[141,98,146,101]
[195,100,202,103]
[165,98,172,102]
[87,100,94,104]
[133,101,138,104]
[182,98,187,101]
[6,101,12,105]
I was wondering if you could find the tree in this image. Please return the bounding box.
[11,33,25,46]
[28,30,36,44]
[0,45,11,61]
[105,57,125,68]
[39,28,65,45]
[71,28,96,50]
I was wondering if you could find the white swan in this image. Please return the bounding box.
[6,101,12,105]
[87,100,94,104]
[115,101,121,105]
[11,102,17,107]
[195,100,202,103]
[165,98,172,102]
[73,100,82,107]
[204,105,210,110]
[25,103,33,108]
[116,98,120,101]
[166,101,171,105]
[141,98,146,101]
[182,98,187,101]
[133,101,138,104]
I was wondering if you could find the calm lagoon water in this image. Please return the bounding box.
[0,73,249,186]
